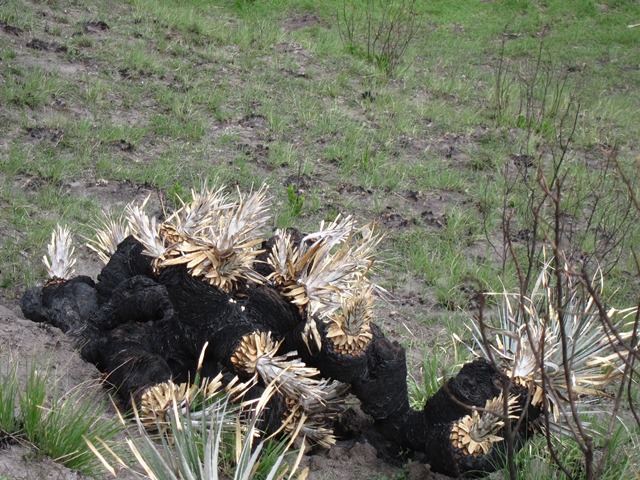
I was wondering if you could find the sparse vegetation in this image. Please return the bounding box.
[0,0,639,478]
[287,183,305,218]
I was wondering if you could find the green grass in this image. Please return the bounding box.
[0,0,639,476]
[490,424,640,480]
[0,363,21,436]
[0,66,64,108]
[0,357,123,476]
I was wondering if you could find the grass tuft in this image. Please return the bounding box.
[0,357,123,476]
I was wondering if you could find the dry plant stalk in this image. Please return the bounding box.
[481,39,640,479]
[337,0,418,77]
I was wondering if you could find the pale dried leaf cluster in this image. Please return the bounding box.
[230,331,348,447]
[266,215,383,353]
[85,213,131,264]
[325,285,375,355]
[465,260,638,437]
[124,185,270,291]
[450,394,519,457]
[43,224,77,281]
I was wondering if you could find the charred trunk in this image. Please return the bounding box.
[21,232,537,478]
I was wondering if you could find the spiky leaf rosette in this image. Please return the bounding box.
[125,197,168,272]
[325,284,375,356]
[231,331,281,376]
[304,220,381,316]
[93,377,306,480]
[164,184,232,240]
[43,224,76,283]
[450,393,519,457]
[465,260,638,432]
[138,373,254,432]
[125,185,270,290]
[266,215,355,293]
[86,212,131,264]
[230,331,348,432]
[266,216,383,350]
[160,184,270,290]
[139,380,199,430]
[280,392,347,449]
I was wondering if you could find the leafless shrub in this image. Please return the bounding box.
[336,0,419,77]
[477,156,639,478]
[493,31,571,149]
[480,38,640,480]
[490,35,639,288]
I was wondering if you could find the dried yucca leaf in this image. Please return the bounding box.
[266,217,383,352]
[450,393,519,457]
[43,224,76,281]
[125,197,167,266]
[86,212,130,264]
[165,184,232,238]
[230,331,347,405]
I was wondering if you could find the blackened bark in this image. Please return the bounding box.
[80,322,172,406]
[351,324,410,420]
[422,359,505,427]
[21,276,97,334]
[95,235,154,305]
[91,275,173,330]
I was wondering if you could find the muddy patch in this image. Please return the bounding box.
[282,13,325,32]
[67,179,158,212]
[26,38,68,53]
[1,21,24,36]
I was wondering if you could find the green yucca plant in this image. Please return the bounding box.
[465,258,638,434]
[408,348,443,410]
[89,376,307,480]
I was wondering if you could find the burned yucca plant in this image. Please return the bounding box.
[126,184,270,291]
[20,184,518,477]
[21,224,97,333]
[24,182,637,478]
